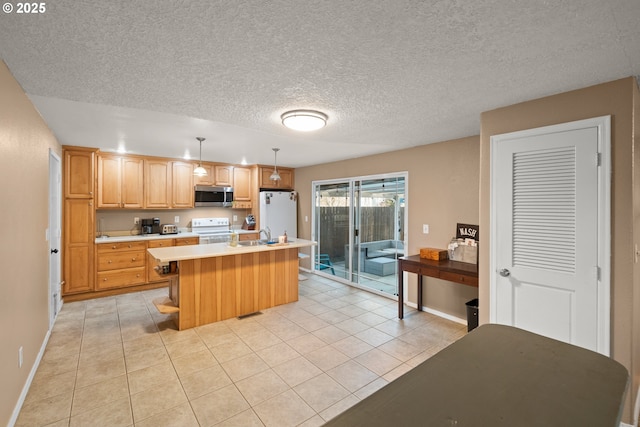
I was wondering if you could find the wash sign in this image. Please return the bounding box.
[456,223,479,241]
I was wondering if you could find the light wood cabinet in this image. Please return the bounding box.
[64,149,95,198]
[233,166,252,201]
[147,237,198,281]
[96,241,146,290]
[147,239,175,282]
[97,154,144,208]
[172,162,194,208]
[193,163,234,187]
[193,163,214,185]
[214,165,234,186]
[259,166,294,189]
[63,199,95,294]
[144,160,171,208]
[175,237,199,246]
[144,160,195,209]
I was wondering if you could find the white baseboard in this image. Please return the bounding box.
[8,322,54,426]
[403,301,467,325]
[619,422,633,427]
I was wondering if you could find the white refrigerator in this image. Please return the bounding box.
[259,191,297,240]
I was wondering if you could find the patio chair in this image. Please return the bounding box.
[316,254,335,275]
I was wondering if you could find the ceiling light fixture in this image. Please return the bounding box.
[281,110,328,132]
[270,148,281,181]
[193,137,207,177]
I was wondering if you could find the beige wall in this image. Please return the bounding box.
[295,136,480,320]
[0,61,62,424]
[479,77,639,423]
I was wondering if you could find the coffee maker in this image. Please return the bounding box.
[141,218,161,234]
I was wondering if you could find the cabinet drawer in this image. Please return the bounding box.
[439,271,478,287]
[97,267,146,290]
[97,241,146,253]
[97,250,145,271]
[148,239,174,248]
[174,237,199,246]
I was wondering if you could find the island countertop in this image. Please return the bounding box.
[147,238,316,262]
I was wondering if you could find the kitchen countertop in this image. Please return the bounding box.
[94,229,258,244]
[148,238,316,263]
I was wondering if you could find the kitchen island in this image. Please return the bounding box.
[147,239,316,330]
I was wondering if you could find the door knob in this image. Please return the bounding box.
[499,268,510,277]
[50,248,59,254]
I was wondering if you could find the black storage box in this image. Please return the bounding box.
[465,298,479,332]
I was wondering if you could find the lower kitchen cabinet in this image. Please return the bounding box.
[96,241,146,290]
[147,239,175,282]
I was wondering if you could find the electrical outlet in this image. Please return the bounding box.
[423,224,429,234]
[134,217,140,225]
[233,215,238,222]
[18,346,23,368]
[174,216,180,223]
[305,216,308,222]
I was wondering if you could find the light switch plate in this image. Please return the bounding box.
[174,216,180,223]
[423,224,429,234]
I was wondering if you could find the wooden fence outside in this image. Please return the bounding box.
[317,206,404,261]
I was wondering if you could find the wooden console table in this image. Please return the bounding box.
[397,255,478,319]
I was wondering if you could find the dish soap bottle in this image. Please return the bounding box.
[283,230,288,243]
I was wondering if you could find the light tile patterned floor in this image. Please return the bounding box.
[16,275,467,427]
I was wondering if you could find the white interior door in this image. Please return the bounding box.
[490,116,610,355]
[49,150,62,327]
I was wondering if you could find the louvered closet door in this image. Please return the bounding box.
[493,124,599,351]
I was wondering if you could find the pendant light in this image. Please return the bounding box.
[193,137,207,177]
[270,148,281,181]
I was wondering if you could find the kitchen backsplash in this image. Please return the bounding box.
[96,207,250,233]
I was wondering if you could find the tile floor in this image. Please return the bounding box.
[16,274,467,427]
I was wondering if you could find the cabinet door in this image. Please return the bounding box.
[233,167,252,200]
[64,150,95,198]
[172,162,194,208]
[278,169,294,189]
[63,199,94,294]
[97,155,121,208]
[193,163,214,185]
[121,157,144,208]
[214,165,234,186]
[144,160,171,208]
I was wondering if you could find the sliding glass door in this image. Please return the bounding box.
[313,173,406,297]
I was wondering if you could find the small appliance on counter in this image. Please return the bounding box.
[241,214,256,230]
[141,218,161,234]
[160,224,178,235]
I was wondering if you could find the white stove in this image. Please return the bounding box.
[191,217,232,244]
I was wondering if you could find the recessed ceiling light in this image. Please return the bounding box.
[281,110,328,132]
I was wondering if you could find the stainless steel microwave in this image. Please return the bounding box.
[194,186,234,207]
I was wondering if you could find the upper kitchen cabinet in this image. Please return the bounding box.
[97,154,144,209]
[193,162,214,185]
[214,164,234,187]
[172,161,194,208]
[144,159,172,208]
[193,163,234,187]
[144,160,194,208]
[259,166,294,189]
[233,166,252,201]
[64,148,95,198]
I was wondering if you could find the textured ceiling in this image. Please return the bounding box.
[1,0,639,167]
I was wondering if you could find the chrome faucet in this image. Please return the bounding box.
[259,227,271,241]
